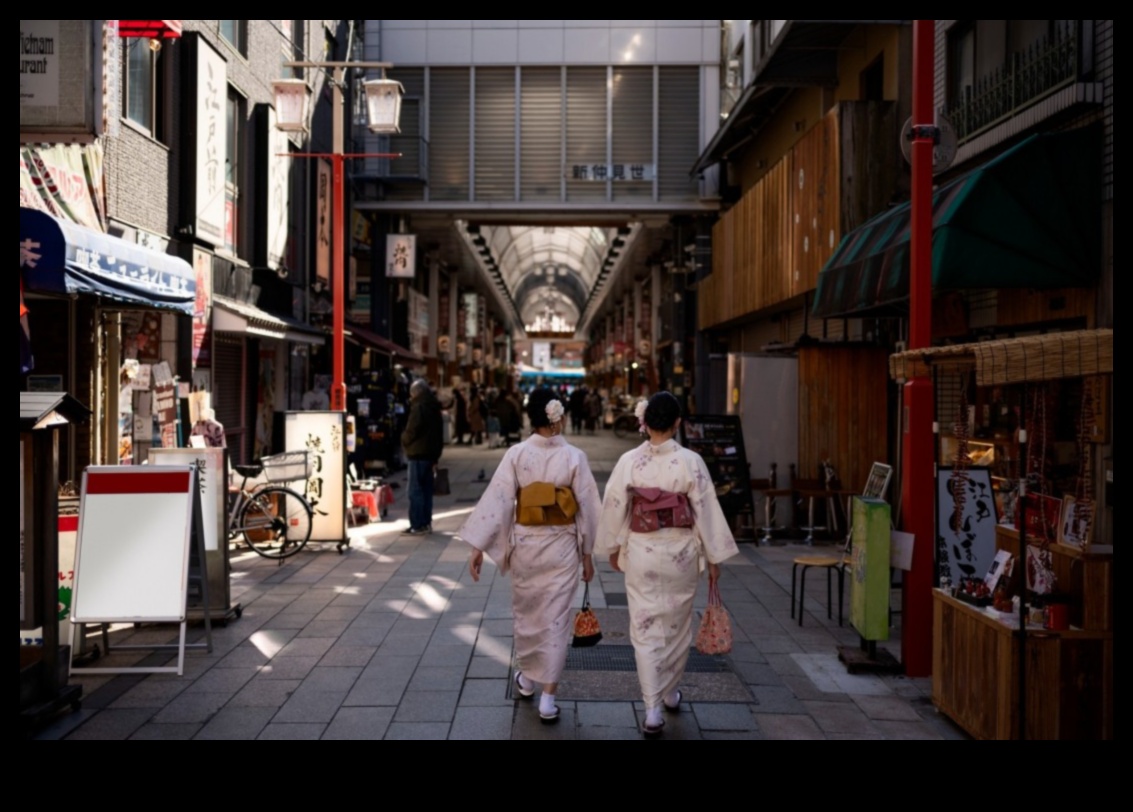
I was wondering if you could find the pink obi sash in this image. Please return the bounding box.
[629,488,694,533]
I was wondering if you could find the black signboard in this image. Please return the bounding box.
[680,414,756,541]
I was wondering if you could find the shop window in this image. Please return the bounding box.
[219,20,247,56]
[225,87,245,257]
[123,37,166,140]
[281,20,305,79]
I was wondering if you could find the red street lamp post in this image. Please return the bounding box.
[275,63,403,412]
[901,20,937,678]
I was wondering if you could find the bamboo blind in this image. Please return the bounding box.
[890,329,1113,385]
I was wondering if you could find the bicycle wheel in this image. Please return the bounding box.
[240,486,313,559]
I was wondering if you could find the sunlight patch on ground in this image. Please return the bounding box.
[410,582,450,614]
[791,653,893,696]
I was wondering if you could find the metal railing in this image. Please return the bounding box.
[947,21,1082,143]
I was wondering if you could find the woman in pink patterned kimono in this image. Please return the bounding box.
[459,388,601,725]
[596,392,739,737]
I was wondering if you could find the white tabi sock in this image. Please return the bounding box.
[645,707,664,728]
[539,693,557,716]
[517,673,534,694]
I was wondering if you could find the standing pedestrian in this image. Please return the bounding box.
[402,379,444,535]
[459,388,602,725]
[469,385,487,446]
[595,391,739,737]
[453,385,470,445]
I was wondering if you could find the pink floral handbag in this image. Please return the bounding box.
[629,488,694,533]
[695,581,733,655]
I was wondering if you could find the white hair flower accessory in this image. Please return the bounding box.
[546,399,565,424]
[634,399,648,432]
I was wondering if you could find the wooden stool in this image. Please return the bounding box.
[791,553,849,627]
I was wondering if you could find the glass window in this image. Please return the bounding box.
[225,89,243,255]
[124,38,163,139]
[219,20,246,54]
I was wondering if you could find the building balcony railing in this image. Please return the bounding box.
[946,21,1084,143]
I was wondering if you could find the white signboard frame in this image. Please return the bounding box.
[70,465,213,676]
[285,412,348,549]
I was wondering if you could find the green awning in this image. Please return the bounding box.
[813,126,1102,319]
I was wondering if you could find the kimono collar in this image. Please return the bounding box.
[644,438,680,455]
[530,433,566,449]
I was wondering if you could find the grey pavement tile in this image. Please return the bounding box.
[853,694,928,723]
[467,656,511,679]
[64,709,152,740]
[228,678,301,708]
[826,732,888,740]
[183,666,260,696]
[728,642,769,664]
[349,611,401,630]
[320,645,378,668]
[692,703,760,732]
[277,637,337,658]
[128,723,203,740]
[432,623,481,647]
[703,730,769,740]
[408,666,466,692]
[756,636,805,655]
[750,686,807,715]
[298,620,352,638]
[458,679,512,708]
[315,605,365,623]
[420,645,474,668]
[632,708,702,740]
[322,707,396,740]
[449,707,516,740]
[258,656,320,681]
[803,700,883,737]
[513,706,578,740]
[378,634,430,656]
[394,691,460,723]
[480,619,515,638]
[194,707,277,740]
[765,653,808,678]
[260,612,319,630]
[343,667,415,707]
[274,690,349,724]
[384,723,451,740]
[258,723,327,740]
[875,720,947,740]
[337,626,393,647]
[781,674,853,703]
[390,618,441,637]
[576,702,639,729]
[241,628,299,657]
[735,661,785,687]
[578,726,645,740]
[302,666,363,692]
[756,714,828,740]
[153,693,230,725]
[107,679,190,709]
[216,645,273,669]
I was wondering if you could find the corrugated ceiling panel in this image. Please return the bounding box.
[612,67,653,201]
[474,67,516,201]
[658,66,700,201]
[565,67,608,203]
[520,67,563,203]
[429,68,471,201]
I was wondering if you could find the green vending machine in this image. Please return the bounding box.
[850,496,892,642]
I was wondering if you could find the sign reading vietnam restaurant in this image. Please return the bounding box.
[19,20,60,108]
[188,35,228,247]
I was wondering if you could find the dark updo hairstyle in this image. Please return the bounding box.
[526,387,560,429]
[643,391,683,433]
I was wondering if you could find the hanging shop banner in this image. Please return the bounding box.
[936,467,1000,585]
[463,292,479,339]
[20,143,107,232]
[263,105,291,271]
[386,234,416,279]
[188,34,228,247]
[315,159,331,285]
[192,248,213,368]
[153,362,178,449]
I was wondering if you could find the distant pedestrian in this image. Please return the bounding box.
[469,385,487,445]
[402,379,444,535]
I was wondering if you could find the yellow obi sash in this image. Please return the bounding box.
[516,482,579,526]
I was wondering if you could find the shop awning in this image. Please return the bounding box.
[213,295,326,345]
[889,328,1113,386]
[344,324,423,364]
[812,127,1102,319]
[20,208,196,316]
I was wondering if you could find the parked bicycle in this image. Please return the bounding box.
[227,451,314,560]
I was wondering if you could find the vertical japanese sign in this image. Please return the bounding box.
[192,248,212,368]
[153,361,178,449]
[267,106,291,270]
[386,234,416,279]
[193,36,227,247]
[463,292,479,339]
[315,159,331,285]
[285,412,346,543]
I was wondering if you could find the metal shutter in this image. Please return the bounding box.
[658,66,700,201]
[212,334,246,463]
[612,67,654,201]
[520,67,564,202]
[429,68,471,202]
[474,67,517,202]
[565,67,608,203]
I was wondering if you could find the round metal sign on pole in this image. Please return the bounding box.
[900,114,958,174]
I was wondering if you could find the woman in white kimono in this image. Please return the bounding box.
[596,392,739,737]
[459,388,601,724]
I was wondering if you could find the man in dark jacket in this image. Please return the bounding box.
[402,379,444,535]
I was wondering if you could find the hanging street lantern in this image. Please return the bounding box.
[272,79,311,133]
[362,77,405,134]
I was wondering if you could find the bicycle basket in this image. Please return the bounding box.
[260,451,314,483]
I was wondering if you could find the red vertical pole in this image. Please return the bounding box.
[901,19,936,678]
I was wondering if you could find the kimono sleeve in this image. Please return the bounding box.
[456,448,518,572]
[594,453,634,558]
[688,452,740,565]
[571,450,602,556]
